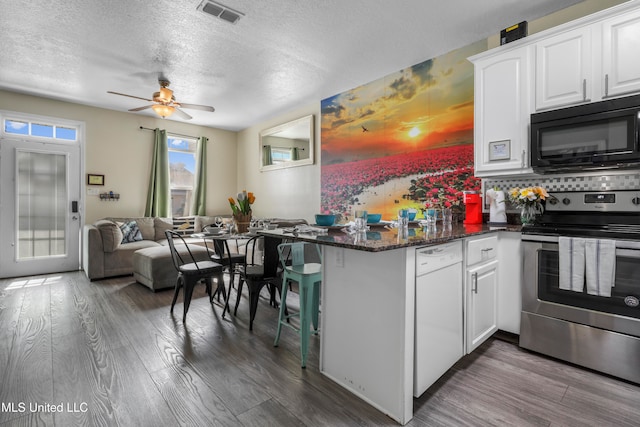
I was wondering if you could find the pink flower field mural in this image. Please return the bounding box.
[320,40,485,220]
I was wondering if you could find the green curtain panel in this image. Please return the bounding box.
[291,147,299,161]
[263,144,272,166]
[144,129,171,217]
[190,136,208,216]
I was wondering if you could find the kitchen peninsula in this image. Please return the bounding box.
[261,223,521,424]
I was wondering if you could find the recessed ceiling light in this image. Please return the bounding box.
[197,0,244,24]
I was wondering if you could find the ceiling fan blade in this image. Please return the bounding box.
[107,91,153,102]
[173,107,192,120]
[129,105,153,112]
[175,102,215,112]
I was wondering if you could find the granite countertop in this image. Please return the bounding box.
[259,222,522,252]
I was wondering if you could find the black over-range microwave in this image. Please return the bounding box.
[530,94,640,173]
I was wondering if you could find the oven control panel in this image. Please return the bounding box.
[546,190,640,212]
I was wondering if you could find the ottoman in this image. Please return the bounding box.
[133,245,212,292]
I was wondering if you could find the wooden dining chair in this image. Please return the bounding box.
[165,230,225,321]
[236,235,283,330]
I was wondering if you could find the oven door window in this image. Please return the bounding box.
[537,248,640,319]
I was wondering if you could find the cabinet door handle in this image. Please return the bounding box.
[481,247,494,253]
[521,149,526,168]
[472,272,478,294]
[605,74,609,97]
[583,79,587,101]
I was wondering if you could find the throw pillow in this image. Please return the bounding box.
[118,221,143,243]
[173,216,195,236]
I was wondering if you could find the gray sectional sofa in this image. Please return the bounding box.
[82,216,218,281]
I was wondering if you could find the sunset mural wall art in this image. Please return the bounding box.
[320,40,486,221]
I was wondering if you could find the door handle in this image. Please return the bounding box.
[583,79,587,101]
[472,272,478,294]
[605,74,609,97]
[71,215,79,221]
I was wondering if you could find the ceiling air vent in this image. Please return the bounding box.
[197,0,244,24]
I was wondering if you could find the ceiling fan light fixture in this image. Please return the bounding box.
[158,87,173,103]
[152,104,175,118]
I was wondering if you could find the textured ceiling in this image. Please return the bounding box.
[0,0,584,131]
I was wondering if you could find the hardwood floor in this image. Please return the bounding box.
[1,271,639,426]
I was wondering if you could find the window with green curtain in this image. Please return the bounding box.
[190,136,207,215]
[145,129,171,217]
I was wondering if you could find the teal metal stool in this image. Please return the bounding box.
[274,242,322,368]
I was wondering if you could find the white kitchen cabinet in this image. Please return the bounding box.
[497,231,522,335]
[470,45,533,177]
[535,5,640,111]
[465,235,499,353]
[535,26,593,111]
[602,8,640,98]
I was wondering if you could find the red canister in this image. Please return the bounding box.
[463,191,483,224]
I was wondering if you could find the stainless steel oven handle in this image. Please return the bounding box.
[522,234,559,243]
[617,248,640,258]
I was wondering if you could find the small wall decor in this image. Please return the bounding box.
[99,191,120,201]
[488,140,511,161]
[87,174,105,185]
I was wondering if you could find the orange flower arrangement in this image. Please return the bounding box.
[229,190,255,215]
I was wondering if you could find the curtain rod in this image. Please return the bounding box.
[139,126,200,140]
[263,145,305,151]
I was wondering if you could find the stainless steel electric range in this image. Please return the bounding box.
[520,190,640,384]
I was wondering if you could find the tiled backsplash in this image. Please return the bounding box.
[482,171,640,211]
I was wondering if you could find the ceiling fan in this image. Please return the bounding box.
[107,79,215,120]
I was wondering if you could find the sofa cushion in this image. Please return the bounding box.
[154,217,173,241]
[95,220,122,253]
[119,221,143,243]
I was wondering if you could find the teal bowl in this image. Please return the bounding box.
[315,214,336,226]
[367,213,382,223]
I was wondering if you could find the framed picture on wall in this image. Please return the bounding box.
[87,174,105,185]
[488,140,511,161]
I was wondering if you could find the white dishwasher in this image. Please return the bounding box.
[414,240,464,397]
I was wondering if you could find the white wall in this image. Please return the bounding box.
[0,89,237,224]
[236,102,320,223]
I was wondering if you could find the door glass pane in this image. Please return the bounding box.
[31,123,54,138]
[16,151,67,259]
[55,126,77,140]
[5,120,29,135]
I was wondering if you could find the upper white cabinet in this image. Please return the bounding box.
[471,45,533,177]
[535,5,640,111]
[535,27,593,111]
[602,8,640,98]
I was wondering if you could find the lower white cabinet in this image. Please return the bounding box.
[465,235,499,353]
[466,260,499,353]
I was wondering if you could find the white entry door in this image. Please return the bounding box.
[0,138,81,278]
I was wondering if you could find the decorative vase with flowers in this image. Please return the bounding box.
[508,186,550,225]
[228,191,255,233]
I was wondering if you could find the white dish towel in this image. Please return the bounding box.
[558,236,586,292]
[585,239,616,297]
